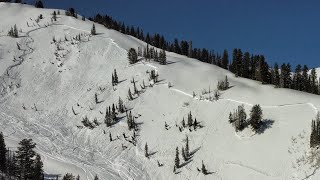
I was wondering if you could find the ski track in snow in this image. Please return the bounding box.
[225,161,281,178]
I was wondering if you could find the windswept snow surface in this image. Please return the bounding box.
[1,3,320,180]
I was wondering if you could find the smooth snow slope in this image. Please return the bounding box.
[1,3,320,180]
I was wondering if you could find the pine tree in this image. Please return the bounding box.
[145,143,148,158]
[250,104,263,132]
[175,147,180,168]
[274,63,280,87]
[62,173,75,180]
[53,11,57,21]
[32,154,43,180]
[128,48,138,64]
[201,160,208,175]
[128,88,133,100]
[114,69,118,84]
[222,49,229,70]
[0,132,6,173]
[118,97,124,113]
[182,117,186,128]
[16,139,37,180]
[181,147,187,161]
[94,175,99,180]
[109,132,112,142]
[76,175,80,180]
[187,111,193,127]
[91,24,96,35]
[235,105,246,131]
[310,113,320,148]
[35,0,44,8]
[159,49,167,65]
[185,136,189,157]
[14,24,18,38]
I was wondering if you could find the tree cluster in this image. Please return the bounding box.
[217,76,230,91]
[105,104,117,127]
[142,45,167,65]
[310,113,320,148]
[65,8,77,18]
[229,104,263,132]
[0,134,44,180]
[34,0,44,8]
[81,116,96,129]
[229,105,247,131]
[126,111,136,131]
[8,24,18,38]
[128,48,138,64]
[179,111,200,132]
[149,70,159,83]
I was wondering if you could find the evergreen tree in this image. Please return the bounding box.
[114,69,118,84]
[118,97,125,113]
[14,24,18,38]
[187,111,193,127]
[302,65,309,92]
[6,151,18,178]
[185,136,189,157]
[53,11,57,21]
[35,0,44,8]
[201,161,208,175]
[235,105,246,131]
[94,175,99,180]
[32,154,43,180]
[182,117,186,128]
[221,49,229,70]
[181,147,187,161]
[174,147,180,168]
[242,52,250,78]
[76,175,80,180]
[62,173,75,180]
[250,104,263,132]
[274,63,280,87]
[145,143,148,158]
[310,113,320,148]
[16,139,37,180]
[159,49,167,65]
[128,48,138,64]
[0,132,6,173]
[128,88,133,100]
[91,24,96,35]
[109,132,112,142]
[310,68,318,94]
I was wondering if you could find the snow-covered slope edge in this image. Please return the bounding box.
[1,3,320,180]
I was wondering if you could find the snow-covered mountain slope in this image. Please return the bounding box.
[1,3,320,180]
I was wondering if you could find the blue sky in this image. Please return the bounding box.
[29,0,320,68]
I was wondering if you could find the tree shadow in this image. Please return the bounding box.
[190,146,201,156]
[166,61,176,65]
[148,151,157,158]
[118,79,127,84]
[256,119,274,134]
[204,171,215,175]
[179,159,193,168]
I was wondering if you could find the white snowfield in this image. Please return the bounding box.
[1,3,320,180]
